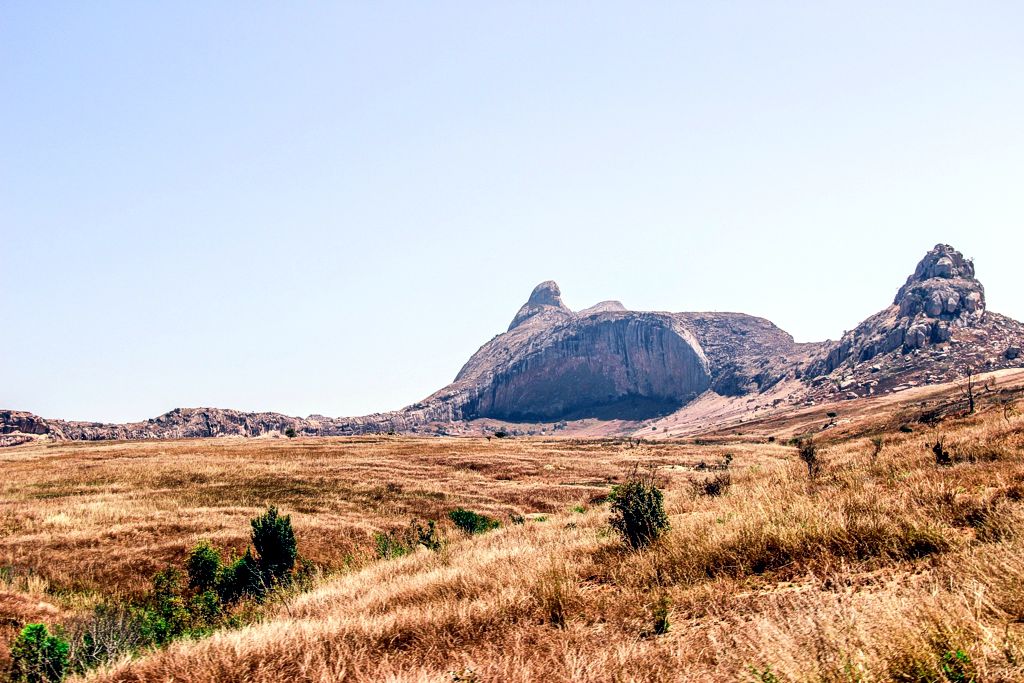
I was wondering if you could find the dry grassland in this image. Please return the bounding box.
[3,391,1024,681]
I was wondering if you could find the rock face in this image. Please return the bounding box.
[454,313,712,420]
[4,243,1022,443]
[0,410,52,436]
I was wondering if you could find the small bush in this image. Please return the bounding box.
[750,667,781,683]
[67,603,144,673]
[140,568,192,646]
[797,437,820,479]
[186,541,221,593]
[375,519,443,558]
[449,508,500,535]
[689,472,731,497]
[509,513,526,525]
[374,530,411,559]
[609,468,670,549]
[251,506,297,587]
[869,436,884,461]
[493,430,508,439]
[941,649,976,683]
[410,519,442,551]
[932,439,952,466]
[9,624,69,683]
[284,427,296,438]
[650,593,670,636]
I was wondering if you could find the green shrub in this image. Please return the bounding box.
[749,666,781,683]
[9,624,69,683]
[251,506,297,587]
[139,568,191,646]
[284,427,297,438]
[941,649,975,683]
[609,470,669,549]
[374,531,410,559]
[449,508,500,535]
[186,541,221,593]
[374,519,442,558]
[651,593,670,635]
[216,549,262,602]
[410,519,442,551]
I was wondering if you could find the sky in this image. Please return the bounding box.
[2,2,1023,423]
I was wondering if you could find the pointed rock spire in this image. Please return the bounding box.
[892,244,985,328]
[508,281,572,331]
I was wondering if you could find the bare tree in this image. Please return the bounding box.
[997,393,1017,425]
[957,365,991,414]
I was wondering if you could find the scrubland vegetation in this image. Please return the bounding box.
[3,389,1024,681]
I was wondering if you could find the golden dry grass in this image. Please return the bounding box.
[2,393,1024,681]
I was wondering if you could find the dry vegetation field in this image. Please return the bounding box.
[3,383,1024,681]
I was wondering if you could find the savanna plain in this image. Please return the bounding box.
[3,377,1024,682]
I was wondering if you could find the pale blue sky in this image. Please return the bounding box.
[2,2,1022,423]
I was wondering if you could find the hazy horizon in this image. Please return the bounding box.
[3,3,1022,423]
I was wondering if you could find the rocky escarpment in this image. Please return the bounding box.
[0,406,417,442]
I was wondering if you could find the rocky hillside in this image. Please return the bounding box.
[3,244,1022,443]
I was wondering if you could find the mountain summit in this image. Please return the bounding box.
[508,280,573,331]
[3,244,1022,442]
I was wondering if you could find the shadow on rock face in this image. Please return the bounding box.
[485,394,686,423]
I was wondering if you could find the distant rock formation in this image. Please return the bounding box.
[804,244,1024,400]
[4,243,1023,443]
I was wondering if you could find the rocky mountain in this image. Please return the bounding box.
[3,244,1022,443]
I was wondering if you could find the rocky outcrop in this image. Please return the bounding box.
[398,286,808,422]
[578,301,627,315]
[804,244,1024,399]
[0,410,52,435]
[810,245,988,375]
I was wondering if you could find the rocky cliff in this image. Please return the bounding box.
[3,243,1022,443]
